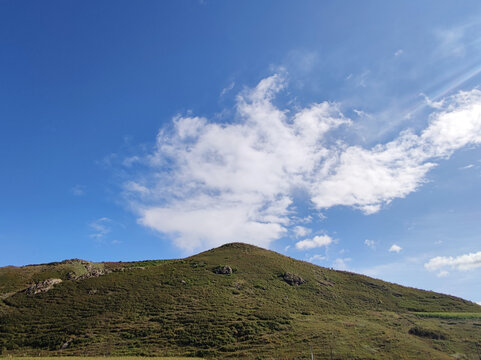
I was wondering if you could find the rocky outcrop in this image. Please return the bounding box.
[68,267,111,281]
[282,272,305,286]
[318,279,334,287]
[76,268,110,280]
[213,265,233,275]
[25,278,62,295]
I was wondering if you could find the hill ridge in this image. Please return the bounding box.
[1,242,480,359]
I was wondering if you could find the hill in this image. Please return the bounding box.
[1,243,480,359]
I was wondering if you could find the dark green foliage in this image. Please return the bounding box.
[409,326,446,340]
[0,242,480,359]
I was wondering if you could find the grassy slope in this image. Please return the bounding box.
[1,243,480,359]
[7,358,200,360]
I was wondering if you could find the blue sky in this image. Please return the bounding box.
[1,1,481,304]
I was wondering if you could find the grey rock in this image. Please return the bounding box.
[282,272,305,286]
[213,265,233,275]
[25,278,62,295]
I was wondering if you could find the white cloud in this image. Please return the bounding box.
[293,226,311,238]
[364,239,375,248]
[389,244,402,253]
[295,235,333,250]
[477,301,481,306]
[308,254,326,263]
[89,217,112,240]
[312,88,481,214]
[437,270,449,278]
[420,93,445,109]
[460,164,474,169]
[425,251,481,272]
[333,258,351,270]
[420,90,481,156]
[140,204,285,251]
[394,49,403,57]
[123,73,481,253]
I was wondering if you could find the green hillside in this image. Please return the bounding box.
[1,243,480,359]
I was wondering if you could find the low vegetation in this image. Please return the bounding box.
[6,357,201,360]
[1,243,480,359]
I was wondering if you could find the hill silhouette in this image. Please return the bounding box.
[1,243,480,359]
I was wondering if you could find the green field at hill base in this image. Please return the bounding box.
[3,357,202,360]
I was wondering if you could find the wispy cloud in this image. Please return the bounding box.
[72,185,86,196]
[357,70,370,88]
[89,217,112,240]
[425,251,481,272]
[308,254,326,263]
[284,49,319,75]
[437,270,449,278]
[122,155,141,167]
[435,25,468,58]
[293,226,311,238]
[333,257,351,270]
[123,74,481,252]
[420,93,445,109]
[220,81,235,97]
[364,239,375,249]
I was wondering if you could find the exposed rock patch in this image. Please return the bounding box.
[213,265,233,275]
[25,278,62,295]
[282,272,305,286]
[75,268,110,280]
[318,279,334,287]
[66,262,111,281]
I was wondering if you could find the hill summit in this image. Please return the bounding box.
[1,242,480,359]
